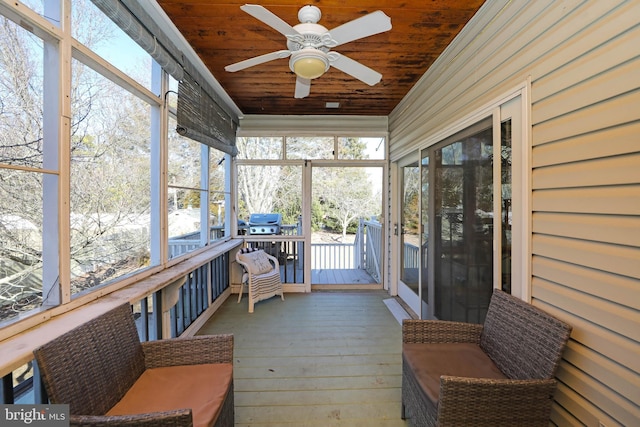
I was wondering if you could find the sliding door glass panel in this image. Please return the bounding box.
[500,119,512,294]
[401,163,420,295]
[420,153,430,314]
[434,122,493,323]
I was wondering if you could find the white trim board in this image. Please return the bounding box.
[383,298,411,325]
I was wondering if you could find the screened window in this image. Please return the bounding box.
[237,137,283,160]
[237,164,302,222]
[286,136,333,159]
[0,17,44,169]
[0,17,48,322]
[209,148,228,242]
[19,1,45,17]
[168,115,205,258]
[338,137,385,160]
[72,0,153,91]
[70,59,152,294]
[0,0,236,324]
[0,169,46,322]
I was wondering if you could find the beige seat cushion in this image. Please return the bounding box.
[107,363,233,427]
[403,343,507,404]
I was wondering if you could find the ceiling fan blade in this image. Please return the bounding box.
[240,4,299,37]
[225,50,291,72]
[329,53,382,86]
[328,11,392,46]
[294,77,311,99]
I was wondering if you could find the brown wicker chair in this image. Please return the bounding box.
[401,289,572,427]
[33,303,234,427]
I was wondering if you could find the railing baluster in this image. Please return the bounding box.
[141,297,149,341]
[199,265,205,312]
[211,258,219,299]
[33,362,47,404]
[153,291,162,340]
[1,372,14,404]
[192,269,198,321]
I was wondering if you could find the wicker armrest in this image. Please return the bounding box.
[402,319,483,344]
[438,376,557,425]
[70,409,192,427]
[142,334,233,368]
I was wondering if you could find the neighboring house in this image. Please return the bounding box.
[168,208,202,236]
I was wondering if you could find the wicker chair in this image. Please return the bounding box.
[401,289,572,427]
[236,248,284,313]
[33,303,234,427]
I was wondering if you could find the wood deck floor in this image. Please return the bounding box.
[280,263,378,286]
[198,291,410,427]
[311,268,377,286]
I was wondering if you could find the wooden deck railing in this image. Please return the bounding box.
[404,242,420,269]
[360,219,383,281]
[1,241,238,405]
[311,243,356,269]
[242,236,305,285]
[169,220,386,282]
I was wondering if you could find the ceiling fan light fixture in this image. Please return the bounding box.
[290,49,329,80]
[293,57,326,79]
[227,5,392,98]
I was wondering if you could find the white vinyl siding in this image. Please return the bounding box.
[389,0,640,425]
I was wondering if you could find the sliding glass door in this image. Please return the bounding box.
[417,103,518,322]
[428,119,493,322]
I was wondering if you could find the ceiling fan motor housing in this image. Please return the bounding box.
[298,5,321,24]
[287,23,332,52]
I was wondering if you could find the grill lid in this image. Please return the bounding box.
[248,213,282,235]
[248,213,282,226]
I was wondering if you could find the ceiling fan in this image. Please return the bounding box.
[225,4,392,99]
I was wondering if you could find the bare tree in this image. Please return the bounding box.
[315,167,380,242]
[236,137,284,217]
[0,7,152,318]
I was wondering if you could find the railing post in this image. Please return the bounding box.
[358,218,365,269]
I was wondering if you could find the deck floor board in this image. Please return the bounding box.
[198,291,410,427]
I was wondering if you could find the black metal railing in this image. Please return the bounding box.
[2,248,233,404]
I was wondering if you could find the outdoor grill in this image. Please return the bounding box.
[248,213,282,235]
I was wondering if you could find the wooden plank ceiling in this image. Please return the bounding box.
[157,1,485,116]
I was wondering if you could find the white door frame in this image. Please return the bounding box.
[393,81,530,317]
